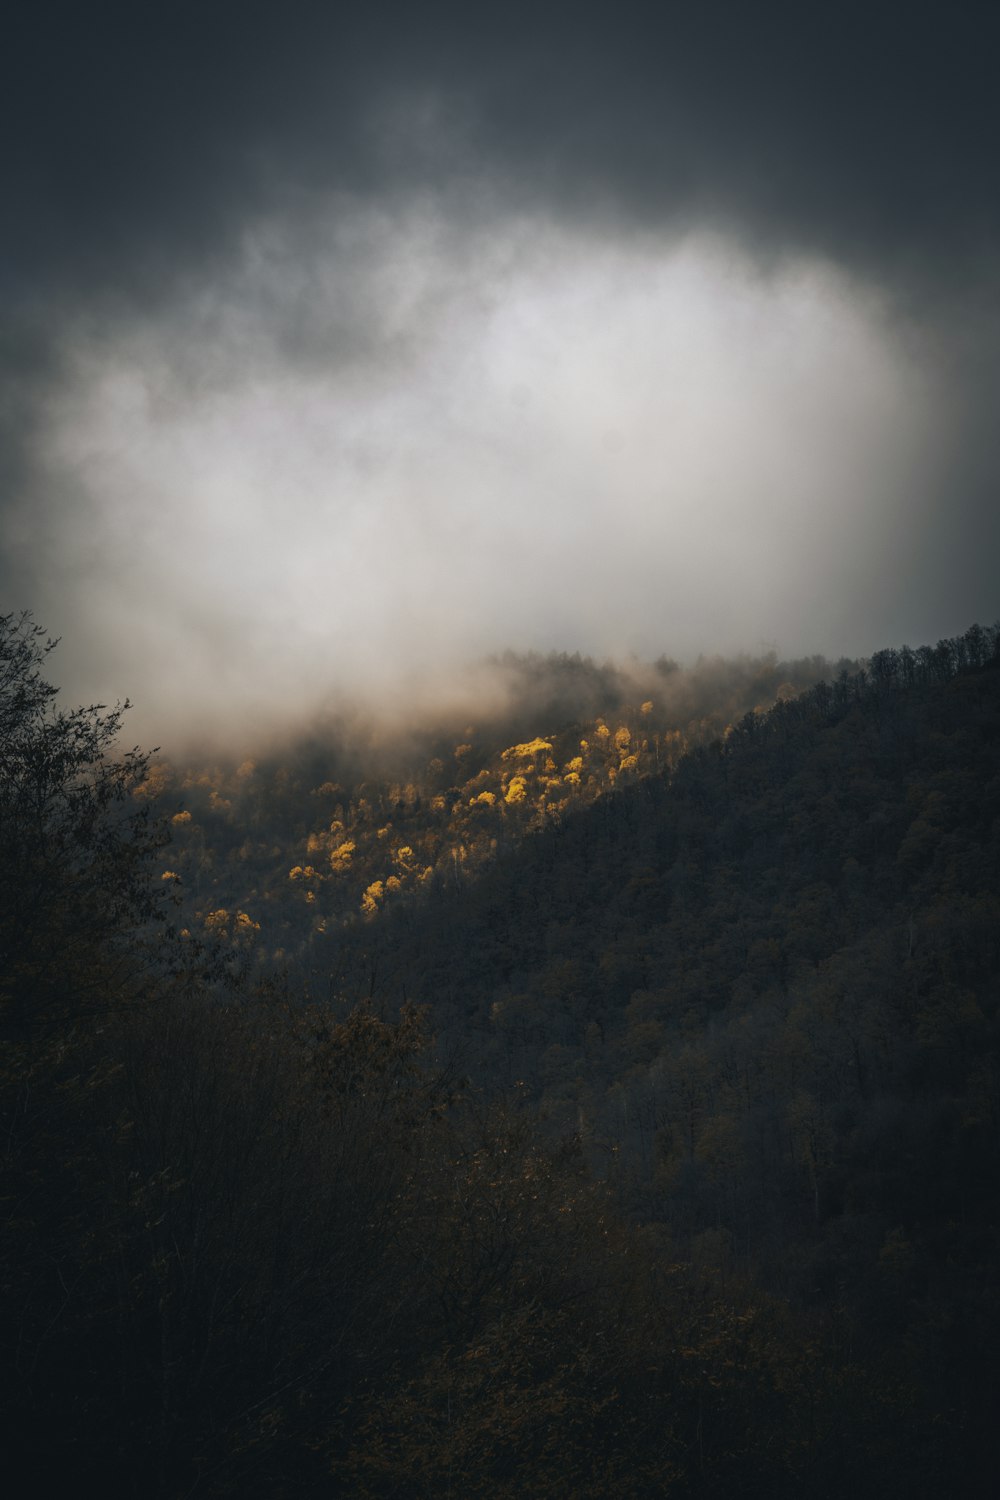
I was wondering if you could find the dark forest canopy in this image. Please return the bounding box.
[1,613,998,1496]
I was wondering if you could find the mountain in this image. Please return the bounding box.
[3,617,998,1496]
[150,645,842,969]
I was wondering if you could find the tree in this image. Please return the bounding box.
[0,611,165,1037]
[0,614,173,1488]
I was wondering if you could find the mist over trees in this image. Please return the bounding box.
[148,643,842,976]
[2,612,998,1496]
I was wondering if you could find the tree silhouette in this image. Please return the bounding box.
[0,611,165,1038]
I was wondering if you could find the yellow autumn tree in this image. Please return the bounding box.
[132,761,173,800]
[361,880,384,915]
[501,737,553,762]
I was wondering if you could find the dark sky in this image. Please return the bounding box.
[3,1,998,742]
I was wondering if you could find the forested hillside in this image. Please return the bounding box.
[356,628,1000,1452]
[150,646,838,969]
[2,613,998,1497]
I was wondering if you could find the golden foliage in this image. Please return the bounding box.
[504,776,528,805]
[361,880,385,915]
[501,737,553,762]
[132,761,173,799]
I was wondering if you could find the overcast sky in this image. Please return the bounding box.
[3,1,998,745]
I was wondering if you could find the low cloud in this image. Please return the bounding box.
[10,205,957,749]
[3,7,998,753]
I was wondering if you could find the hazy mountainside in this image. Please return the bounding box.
[160,621,1000,1484]
[367,631,1000,1294]
[151,646,840,966]
[4,615,999,1497]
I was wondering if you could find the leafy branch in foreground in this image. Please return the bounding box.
[0,610,167,1036]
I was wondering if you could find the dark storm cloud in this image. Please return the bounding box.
[2,1,998,742]
[5,1,998,301]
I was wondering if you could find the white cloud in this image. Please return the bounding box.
[27,203,945,746]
